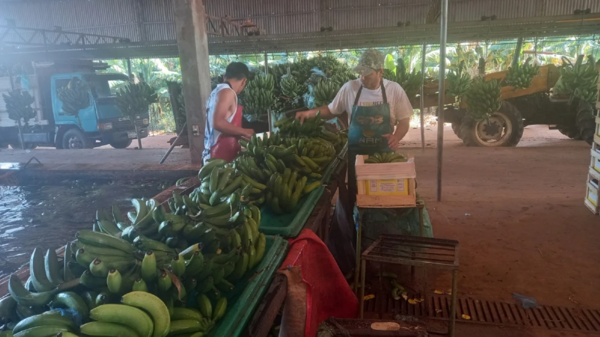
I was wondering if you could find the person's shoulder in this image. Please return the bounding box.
[342,79,361,91]
[383,79,406,95]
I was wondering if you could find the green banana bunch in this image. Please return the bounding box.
[465,77,502,121]
[57,77,90,121]
[280,68,305,99]
[11,312,77,336]
[364,152,408,163]
[396,58,422,98]
[243,73,276,120]
[115,82,158,117]
[446,61,471,98]
[2,90,36,126]
[504,57,539,90]
[553,55,598,104]
[312,79,341,107]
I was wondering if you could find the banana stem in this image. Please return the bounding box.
[135,124,143,149]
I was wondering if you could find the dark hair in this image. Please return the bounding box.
[225,62,249,80]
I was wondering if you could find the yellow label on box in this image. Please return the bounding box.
[588,188,598,206]
[365,179,409,195]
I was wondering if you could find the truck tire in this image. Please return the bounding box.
[62,129,94,149]
[557,125,582,140]
[459,101,524,147]
[576,100,595,145]
[110,139,132,149]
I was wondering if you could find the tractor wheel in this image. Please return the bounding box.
[557,124,582,140]
[451,123,462,138]
[576,100,595,145]
[459,101,524,147]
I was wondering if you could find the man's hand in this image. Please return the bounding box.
[240,128,254,140]
[295,110,316,124]
[382,133,402,151]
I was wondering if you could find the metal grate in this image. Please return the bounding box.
[362,234,459,269]
[365,294,600,334]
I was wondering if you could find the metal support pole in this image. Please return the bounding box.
[263,51,268,73]
[126,58,132,80]
[436,0,448,202]
[420,43,427,152]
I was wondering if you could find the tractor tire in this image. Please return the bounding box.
[557,124,582,140]
[576,100,595,145]
[459,101,524,147]
[451,122,462,138]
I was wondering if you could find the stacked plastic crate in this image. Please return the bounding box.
[585,80,600,214]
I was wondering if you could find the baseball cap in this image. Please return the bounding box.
[353,49,385,76]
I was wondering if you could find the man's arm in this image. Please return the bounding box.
[213,89,253,139]
[383,85,413,150]
[295,83,348,122]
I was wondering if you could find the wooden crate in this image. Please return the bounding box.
[355,154,416,208]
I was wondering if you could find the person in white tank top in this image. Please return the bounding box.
[203,62,254,164]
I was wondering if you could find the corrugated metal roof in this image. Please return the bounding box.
[1,0,599,47]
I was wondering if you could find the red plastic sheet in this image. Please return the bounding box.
[280,229,358,337]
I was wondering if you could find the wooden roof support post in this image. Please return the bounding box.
[174,0,212,164]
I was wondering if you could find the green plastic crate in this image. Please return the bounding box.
[208,235,289,337]
[259,185,326,237]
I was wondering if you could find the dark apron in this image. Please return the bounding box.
[329,81,392,275]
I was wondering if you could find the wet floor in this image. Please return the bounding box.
[0,177,173,278]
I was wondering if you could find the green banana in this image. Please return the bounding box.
[107,269,122,294]
[89,304,153,337]
[122,291,171,337]
[197,294,212,318]
[76,230,136,254]
[81,321,140,337]
[51,292,89,319]
[168,320,203,335]
[141,252,157,283]
[213,297,227,321]
[12,313,76,335]
[13,325,69,337]
[8,274,57,307]
[171,308,203,321]
[29,248,54,292]
[44,249,62,286]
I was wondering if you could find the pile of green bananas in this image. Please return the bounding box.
[57,78,90,118]
[312,80,341,108]
[504,57,539,90]
[81,291,170,337]
[115,82,158,116]
[465,77,502,121]
[243,73,276,120]
[265,169,321,214]
[446,61,471,98]
[2,90,36,125]
[364,152,407,163]
[1,161,268,336]
[553,55,598,104]
[397,58,422,98]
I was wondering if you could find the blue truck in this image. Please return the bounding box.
[0,61,149,149]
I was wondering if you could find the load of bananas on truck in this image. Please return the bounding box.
[552,55,599,104]
[2,90,36,125]
[0,170,268,336]
[465,77,502,121]
[503,57,539,90]
[115,82,159,116]
[364,152,408,163]
[446,61,471,99]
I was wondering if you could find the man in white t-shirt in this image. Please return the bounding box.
[296,49,413,150]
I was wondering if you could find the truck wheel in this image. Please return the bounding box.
[459,101,524,147]
[576,100,595,145]
[62,129,94,149]
[557,125,582,140]
[110,139,132,149]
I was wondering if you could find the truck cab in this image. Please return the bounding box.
[0,61,149,149]
[51,72,149,149]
